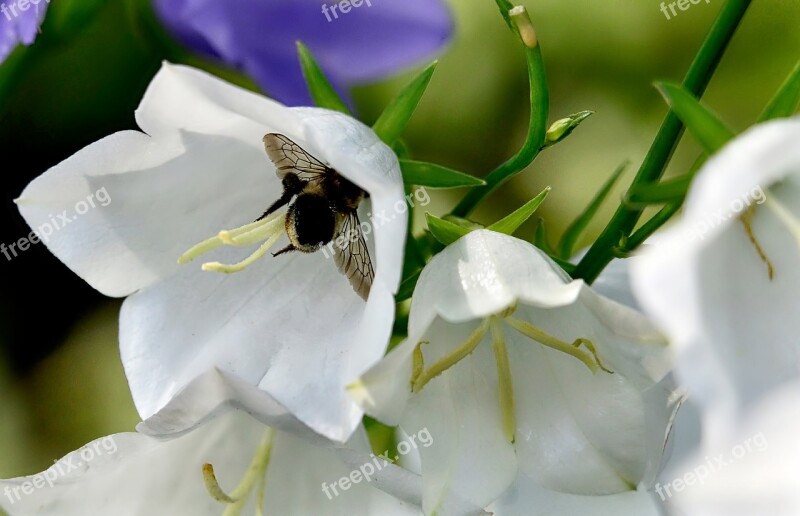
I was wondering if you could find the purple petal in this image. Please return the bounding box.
[0,0,47,62]
[153,0,453,105]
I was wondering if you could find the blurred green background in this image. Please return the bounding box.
[0,0,797,480]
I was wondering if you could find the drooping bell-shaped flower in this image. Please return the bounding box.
[631,118,800,418]
[152,0,453,105]
[630,118,800,515]
[15,62,407,443]
[0,369,434,515]
[350,230,677,513]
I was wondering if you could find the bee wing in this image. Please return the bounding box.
[263,133,329,182]
[333,211,374,301]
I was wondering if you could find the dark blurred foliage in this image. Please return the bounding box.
[0,0,161,371]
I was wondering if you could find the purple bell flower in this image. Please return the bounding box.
[0,0,47,62]
[153,0,453,105]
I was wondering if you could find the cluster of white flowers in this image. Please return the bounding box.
[1,63,798,516]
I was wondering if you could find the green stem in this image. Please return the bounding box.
[451,4,549,217]
[573,0,752,283]
[624,202,681,251]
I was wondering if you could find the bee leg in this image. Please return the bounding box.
[271,244,297,257]
[257,192,293,221]
[257,174,305,221]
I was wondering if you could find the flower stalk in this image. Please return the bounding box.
[574,0,753,283]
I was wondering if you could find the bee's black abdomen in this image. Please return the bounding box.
[290,194,336,248]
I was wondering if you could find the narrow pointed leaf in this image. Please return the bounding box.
[534,219,555,255]
[625,174,691,207]
[488,187,551,235]
[443,215,485,231]
[400,159,485,189]
[549,255,577,276]
[402,231,426,278]
[557,161,627,258]
[656,82,735,154]
[396,269,422,303]
[426,212,471,246]
[393,139,412,160]
[759,60,800,122]
[48,0,106,37]
[373,62,438,146]
[296,42,351,115]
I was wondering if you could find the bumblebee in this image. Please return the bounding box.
[261,133,374,300]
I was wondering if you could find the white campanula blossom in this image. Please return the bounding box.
[351,230,677,514]
[15,63,407,443]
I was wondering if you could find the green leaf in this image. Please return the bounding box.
[393,139,412,160]
[557,161,627,258]
[550,256,577,276]
[46,0,107,38]
[656,82,735,154]
[373,62,437,146]
[296,42,351,115]
[443,215,485,231]
[396,269,422,303]
[400,160,485,189]
[543,110,594,147]
[402,231,426,278]
[425,213,471,246]
[625,174,691,207]
[759,60,800,122]
[488,187,551,235]
[573,0,752,284]
[534,219,555,255]
[452,4,548,216]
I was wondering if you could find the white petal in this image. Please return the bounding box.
[488,472,663,516]
[334,429,488,516]
[1,412,263,515]
[292,107,407,293]
[408,230,582,334]
[0,410,418,515]
[665,380,800,516]
[355,230,672,425]
[135,368,322,442]
[262,431,420,515]
[355,230,676,511]
[349,336,418,425]
[509,301,674,495]
[15,63,300,297]
[631,118,800,415]
[121,247,394,442]
[401,318,519,512]
[19,64,406,441]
